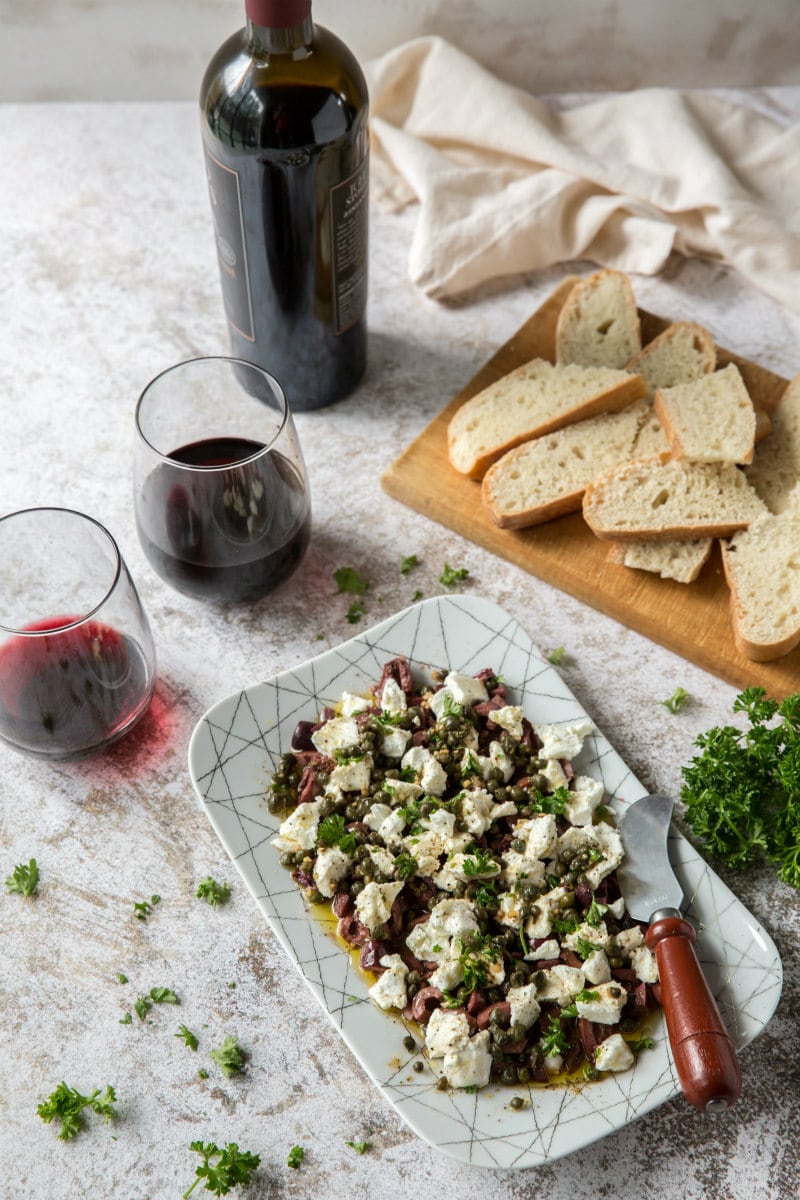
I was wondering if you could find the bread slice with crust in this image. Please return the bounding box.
[625,321,716,398]
[582,455,767,541]
[721,486,800,660]
[481,402,667,529]
[555,269,642,369]
[653,363,756,465]
[447,358,646,479]
[746,370,800,514]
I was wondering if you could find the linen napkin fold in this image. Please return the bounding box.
[364,36,800,312]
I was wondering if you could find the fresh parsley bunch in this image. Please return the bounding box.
[680,687,800,887]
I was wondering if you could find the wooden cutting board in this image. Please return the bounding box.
[381,278,800,699]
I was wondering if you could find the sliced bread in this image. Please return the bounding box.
[582,455,767,541]
[625,321,716,398]
[746,370,800,514]
[653,363,756,464]
[447,359,646,478]
[607,538,713,583]
[721,487,800,660]
[481,402,667,529]
[555,269,642,369]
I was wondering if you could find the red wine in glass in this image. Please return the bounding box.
[136,435,311,603]
[0,616,151,757]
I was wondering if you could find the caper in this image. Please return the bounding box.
[436,1076,449,1091]
[511,838,525,853]
[509,1095,527,1108]
[402,1035,417,1053]
[279,851,295,867]
[413,1061,424,1073]
[516,1067,531,1085]
[500,1065,517,1086]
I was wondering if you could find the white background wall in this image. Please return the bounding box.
[1,0,799,102]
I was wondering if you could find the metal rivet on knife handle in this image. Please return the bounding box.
[645,913,742,1113]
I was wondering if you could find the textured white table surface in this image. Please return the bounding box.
[1,95,799,1200]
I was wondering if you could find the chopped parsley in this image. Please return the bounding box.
[184,1141,260,1197]
[346,600,366,624]
[334,567,369,595]
[116,972,129,984]
[37,1082,117,1139]
[460,846,498,877]
[287,1145,305,1168]
[547,647,567,666]
[196,878,232,908]
[584,898,608,927]
[133,895,161,921]
[661,686,690,713]
[316,814,357,855]
[345,1139,371,1154]
[209,1034,246,1077]
[439,562,469,586]
[176,1024,199,1051]
[400,554,419,575]
[5,857,39,898]
[540,1014,571,1058]
[394,852,418,880]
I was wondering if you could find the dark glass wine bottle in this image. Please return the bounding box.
[199,0,369,411]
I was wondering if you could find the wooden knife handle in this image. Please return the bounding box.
[646,914,742,1112]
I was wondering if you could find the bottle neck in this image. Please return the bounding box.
[247,14,313,54]
[245,0,313,54]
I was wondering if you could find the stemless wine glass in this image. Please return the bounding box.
[0,508,157,760]
[134,357,311,603]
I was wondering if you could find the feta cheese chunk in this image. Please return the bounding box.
[556,822,624,888]
[380,677,407,715]
[488,740,514,782]
[428,957,464,991]
[272,798,324,852]
[614,926,645,957]
[341,691,371,717]
[381,726,412,759]
[363,802,393,832]
[311,715,360,757]
[401,746,448,796]
[443,671,489,707]
[533,963,586,1006]
[425,1008,471,1057]
[312,846,352,898]
[507,983,541,1030]
[406,897,479,962]
[582,948,612,984]
[514,813,558,860]
[631,944,659,984]
[496,891,524,929]
[443,1030,492,1089]
[500,851,546,891]
[366,845,396,879]
[461,787,516,836]
[540,757,568,791]
[329,753,372,793]
[594,1032,635,1072]
[355,880,404,934]
[563,920,611,955]
[368,954,408,1011]
[563,774,605,826]
[575,981,627,1025]
[536,718,594,761]
[382,779,423,806]
[524,885,568,940]
[490,705,525,740]
[525,937,560,962]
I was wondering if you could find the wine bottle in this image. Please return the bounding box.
[199,0,369,411]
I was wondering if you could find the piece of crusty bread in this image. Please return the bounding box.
[746,370,800,514]
[607,537,713,583]
[625,321,716,398]
[555,269,642,369]
[721,485,800,660]
[654,364,756,465]
[447,359,647,478]
[481,402,667,529]
[582,455,767,540]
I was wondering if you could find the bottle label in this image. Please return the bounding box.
[329,155,369,336]
[204,148,255,342]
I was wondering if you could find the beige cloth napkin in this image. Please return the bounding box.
[365,36,800,312]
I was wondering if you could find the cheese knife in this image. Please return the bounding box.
[616,792,742,1113]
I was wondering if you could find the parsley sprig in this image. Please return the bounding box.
[37,1082,117,1139]
[209,1034,246,1077]
[184,1141,260,1197]
[316,814,357,856]
[680,687,800,887]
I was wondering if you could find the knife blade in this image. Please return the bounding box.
[617,793,741,1114]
